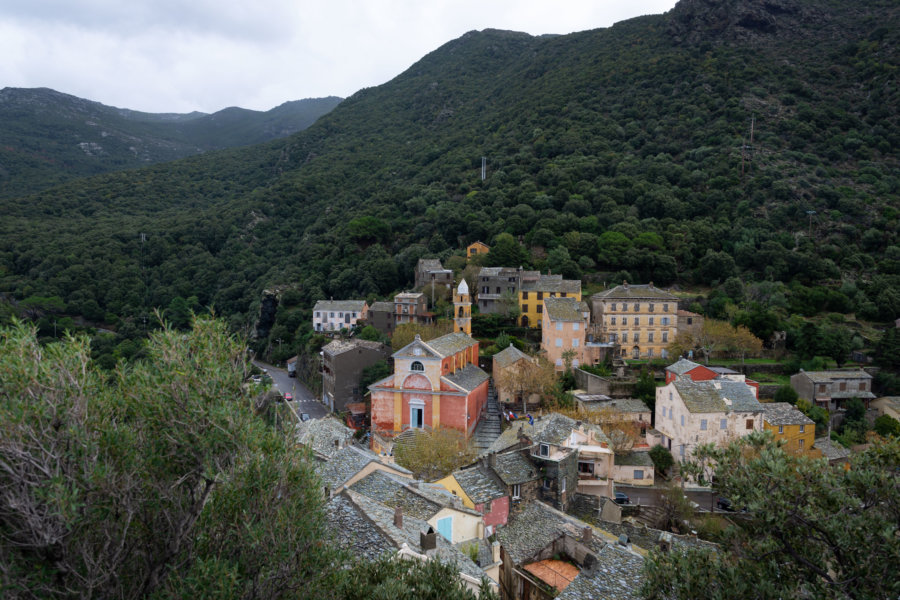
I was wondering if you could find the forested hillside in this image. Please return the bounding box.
[0,88,342,197]
[0,0,897,348]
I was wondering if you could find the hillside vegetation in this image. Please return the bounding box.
[0,0,897,351]
[0,88,342,197]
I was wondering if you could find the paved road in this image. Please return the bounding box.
[252,359,329,421]
[615,484,718,511]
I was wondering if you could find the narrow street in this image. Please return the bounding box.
[252,359,329,420]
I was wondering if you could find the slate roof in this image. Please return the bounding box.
[557,544,645,600]
[522,274,581,295]
[452,465,506,505]
[349,470,446,521]
[544,296,585,322]
[491,451,540,486]
[815,437,852,462]
[313,299,367,312]
[592,284,676,301]
[575,394,650,414]
[327,489,490,583]
[443,364,490,392]
[613,451,654,467]
[673,379,762,414]
[484,413,610,455]
[322,338,387,357]
[709,366,739,375]
[762,402,815,426]
[498,501,606,565]
[418,258,444,271]
[666,358,703,376]
[294,416,355,460]
[493,345,532,369]
[800,369,872,383]
[317,444,412,492]
[368,301,393,312]
[425,332,479,357]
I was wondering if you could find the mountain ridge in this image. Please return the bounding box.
[0,0,897,341]
[0,87,342,198]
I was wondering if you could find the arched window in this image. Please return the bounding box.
[410,361,424,372]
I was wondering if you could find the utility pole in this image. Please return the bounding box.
[481,156,486,181]
[806,210,816,238]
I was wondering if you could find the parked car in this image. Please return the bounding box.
[300,413,311,422]
[250,375,263,384]
[283,392,293,402]
[717,497,735,511]
[614,491,630,505]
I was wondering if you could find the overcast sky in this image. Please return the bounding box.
[1,0,677,114]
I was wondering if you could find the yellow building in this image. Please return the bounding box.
[590,281,677,359]
[518,274,582,328]
[466,241,490,261]
[762,403,820,458]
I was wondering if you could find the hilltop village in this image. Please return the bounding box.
[282,244,891,599]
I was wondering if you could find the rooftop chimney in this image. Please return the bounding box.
[394,506,403,528]
[623,280,628,289]
[649,281,654,288]
[492,540,501,563]
[488,452,496,469]
[582,526,593,544]
[618,534,629,547]
[420,527,437,552]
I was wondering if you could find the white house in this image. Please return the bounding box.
[312,300,368,332]
[654,378,763,462]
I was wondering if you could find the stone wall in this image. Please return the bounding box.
[574,368,636,397]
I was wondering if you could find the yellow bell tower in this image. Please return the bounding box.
[453,279,471,335]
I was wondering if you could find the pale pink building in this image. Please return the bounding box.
[540,297,590,371]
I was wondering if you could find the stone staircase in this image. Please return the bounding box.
[472,381,502,453]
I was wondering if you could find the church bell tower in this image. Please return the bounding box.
[453,279,471,335]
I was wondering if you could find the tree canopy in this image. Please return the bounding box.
[642,432,900,600]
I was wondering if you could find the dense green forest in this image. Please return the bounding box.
[0,88,342,198]
[0,0,897,366]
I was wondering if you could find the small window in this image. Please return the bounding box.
[662,317,670,325]
[633,303,640,311]
[663,304,669,312]
[859,382,867,391]
[561,477,566,493]
[512,484,521,499]
[522,304,529,313]
[649,317,654,326]
[572,339,579,347]
[622,317,628,325]
[411,361,424,372]
[555,358,563,367]
[720,418,727,430]
[680,415,685,426]
[798,439,805,448]
[669,392,672,402]
[539,443,550,457]
[634,470,644,480]
[537,292,544,300]
[778,425,784,434]
[648,348,653,357]
[522,292,529,300]
[330,312,335,318]
[649,303,655,312]
[315,312,320,318]
[555,338,563,347]
[556,322,563,331]
[799,424,805,433]
[680,445,685,457]
[573,322,579,331]
[700,419,707,431]
[839,382,847,391]
[611,317,617,325]
[537,305,543,313]
[746,419,754,430]
[662,332,668,342]
[542,478,551,489]
[633,333,639,342]
[648,332,654,342]
[610,303,616,311]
